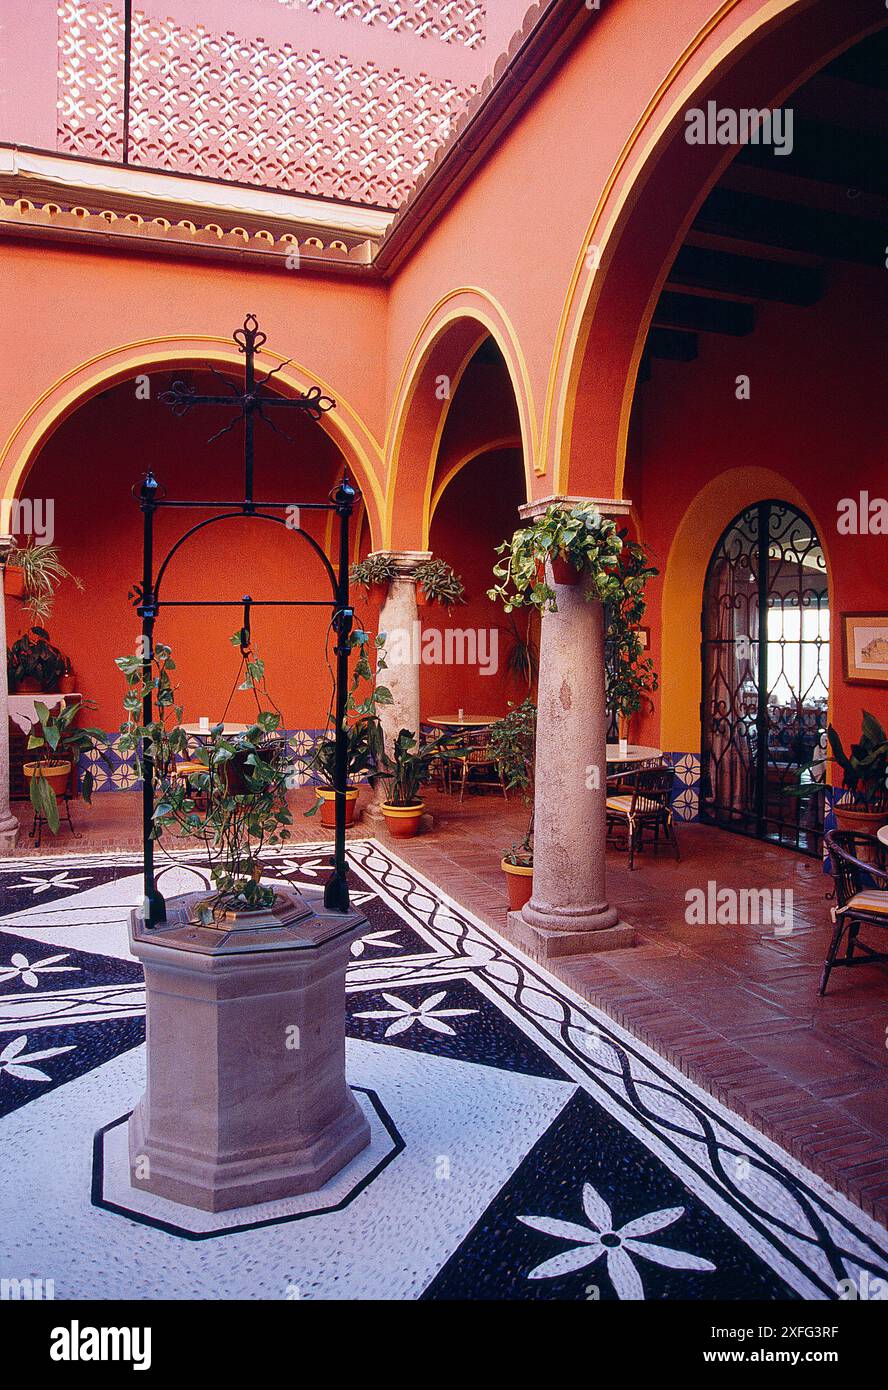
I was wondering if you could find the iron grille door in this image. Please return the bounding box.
[700,500,828,856]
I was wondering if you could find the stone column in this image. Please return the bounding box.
[0,537,20,853]
[367,551,430,815]
[506,498,635,960]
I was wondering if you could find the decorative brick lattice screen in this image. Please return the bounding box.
[57,1,479,206]
[279,0,487,49]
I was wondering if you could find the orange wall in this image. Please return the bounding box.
[631,260,888,754]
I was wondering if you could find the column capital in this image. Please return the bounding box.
[367,549,432,577]
[518,495,633,522]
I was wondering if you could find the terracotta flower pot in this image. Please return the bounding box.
[832,802,888,840]
[501,858,533,911]
[4,566,25,599]
[550,554,582,586]
[415,586,429,608]
[317,787,358,828]
[60,672,77,694]
[15,678,44,693]
[24,760,72,798]
[381,800,425,838]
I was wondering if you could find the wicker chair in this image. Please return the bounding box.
[606,763,680,870]
[420,724,450,793]
[821,830,888,995]
[454,729,508,803]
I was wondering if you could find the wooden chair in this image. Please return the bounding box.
[455,729,508,803]
[420,724,450,793]
[821,831,888,995]
[606,763,680,869]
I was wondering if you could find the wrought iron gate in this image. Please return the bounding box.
[700,500,829,855]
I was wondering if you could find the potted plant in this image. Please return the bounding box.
[349,553,399,600]
[377,727,460,838]
[605,542,659,750]
[24,699,109,834]
[413,557,466,608]
[826,712,888,837]
[7,626,68,693]
[116,637,293,920]
[489,699,536,909]
[488,502,626,612]
[5,543,83,622]
[304,630,391,827]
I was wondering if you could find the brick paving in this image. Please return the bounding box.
[11,786,888,1224]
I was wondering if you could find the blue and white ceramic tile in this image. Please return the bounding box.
[666,752,701,822]
[0,840,884,1300]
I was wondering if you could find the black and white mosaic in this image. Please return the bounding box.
[0,840,885,1300]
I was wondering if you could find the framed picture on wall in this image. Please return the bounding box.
[638,627,651,650]
[842,613,888,685]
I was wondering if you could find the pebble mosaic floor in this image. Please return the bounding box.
[1,840,886,1301]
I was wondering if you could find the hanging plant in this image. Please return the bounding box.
[413,558,466,608]
[6,543,83,623]
[348,554,399,594]
[115,635,293,920]
[487,502,624,614]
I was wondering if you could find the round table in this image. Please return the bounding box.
[424,714,502,729]
[181,722,249,744]
[606,744,663,765]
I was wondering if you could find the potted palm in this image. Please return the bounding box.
[7,627,67,693]
[827,712,888,837]
[116,637,293,920]
[378,727,460,838]
[413,557,466,608]
[489,699,536,910]
[305,630,391,827]
[5,543,83,622]
[24,699,109,834]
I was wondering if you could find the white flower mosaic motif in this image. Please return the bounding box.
[0,1034,76,1083]
[0,951,79,989]
[354,989,477,1037]
[10,871,90,896]
[672,788,699,822]
[350,929,402,958]
[519,1181,715,1299]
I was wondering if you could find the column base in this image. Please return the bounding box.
[0,812,19,854]
[505,909,636,961]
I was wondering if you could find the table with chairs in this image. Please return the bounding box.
[605,757,680,869]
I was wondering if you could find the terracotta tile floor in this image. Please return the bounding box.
[10,787,888,1224]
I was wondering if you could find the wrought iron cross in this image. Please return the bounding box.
[160,314,336,507]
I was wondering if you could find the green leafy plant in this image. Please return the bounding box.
[7,543,83,623]
[488,502,624,614]
[348,554,399,594]
[489,699,536,866]
[302,629,392,812]
[116,637,293,917]
[502,613,539,690]
[25,699,109,834]
[413,557,466,607]
[605,539,659,721]
[826,712,888,813]
[7,626,67,692]
[377,727,462,808]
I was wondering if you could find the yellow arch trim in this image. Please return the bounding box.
[425,436,522,544]
[660,467,833,752]
[383,287,539,547]
[540,0,809,495]
[0,335,386,545]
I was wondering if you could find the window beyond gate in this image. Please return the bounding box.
[700,501,829,856]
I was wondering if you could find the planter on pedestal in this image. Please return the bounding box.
[128,883,370,1213]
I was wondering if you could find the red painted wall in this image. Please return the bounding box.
[630,260,888,753]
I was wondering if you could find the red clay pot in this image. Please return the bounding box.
[317,788,358,828]
[550,554,582,586]
[501,859,533,911]
[4,566,25,599]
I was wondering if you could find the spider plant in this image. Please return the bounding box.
[7,543,83,623]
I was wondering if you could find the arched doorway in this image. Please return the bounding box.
[700,500,829,855]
